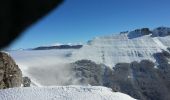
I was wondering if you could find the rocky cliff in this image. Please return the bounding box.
[0,52,22,89]
[70,50,170,100]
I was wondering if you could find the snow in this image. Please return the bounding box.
[156,36,170,48]
[72,34,169,67]
[152,37,168,50]
[42,42,83,47]
[0,86,135,100]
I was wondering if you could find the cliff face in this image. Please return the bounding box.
[72,27,170,67]
[0,52,22,89]
[109,60,170,100]
[70,59,170,100]
[69,50,170,100]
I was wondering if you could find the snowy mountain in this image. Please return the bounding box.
[8,27,170,86]
[152,27,170,37]
[7,27,170,100]
[72,27,170,67]
[13,27,170,68]
[33,44,83,50]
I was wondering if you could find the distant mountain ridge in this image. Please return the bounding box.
[30,27,170,66]
[32,27,170,51]
[72,27,170,67]
[127,27,170,39]
[33,44,83,50]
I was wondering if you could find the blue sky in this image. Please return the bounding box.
[9,0,170,49]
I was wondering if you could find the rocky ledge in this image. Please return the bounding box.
[0,52,22,89]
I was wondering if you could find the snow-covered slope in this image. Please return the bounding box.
[0,86,135,100]
[72,33,170,67]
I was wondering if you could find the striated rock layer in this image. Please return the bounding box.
[72,27,170,67]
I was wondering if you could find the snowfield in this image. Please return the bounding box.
[0,86,135,100]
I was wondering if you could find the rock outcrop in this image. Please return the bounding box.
[109,60,170,100]
[23,77,31,87]
[0,52,22,89]
[70,60,106,85]
[127,27,170,39]
[128,28,152,39]
[152,27,170,37]
[71,54,170,100]
[33,45,83,50]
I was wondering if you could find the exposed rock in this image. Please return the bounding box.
[153,50,170,64]
[152,27,170,37]
[23,76,31,87]
[109,51,170,100]
[111,60,170,100]
[157,64,170,90]
[167,48,170,52]
[128,27,170,39]
[128,28,152,39]
[70,58,170,100]
[33,45,83,50]
[120,31,129,34]
[155,50,170,92]
[0,52,22,89]
[141,28,152,35]
[70,60,106,85]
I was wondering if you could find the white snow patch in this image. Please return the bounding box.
[0,86,136,100]
[152,37,167,50]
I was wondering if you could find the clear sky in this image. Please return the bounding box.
[9,0,170,49]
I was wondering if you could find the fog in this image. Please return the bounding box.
[9,50,81,86]
[28,63,80,86]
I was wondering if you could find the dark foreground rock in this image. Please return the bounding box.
[0,52,22,89]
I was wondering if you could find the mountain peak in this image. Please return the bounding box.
[127,28,152,39]
[152,26,170,37]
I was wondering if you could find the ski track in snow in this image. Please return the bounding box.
[0,86,136,100]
